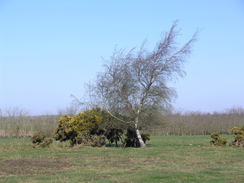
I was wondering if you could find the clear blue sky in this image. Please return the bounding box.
[0,0,244,115]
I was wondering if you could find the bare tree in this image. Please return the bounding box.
[90,22,197,147]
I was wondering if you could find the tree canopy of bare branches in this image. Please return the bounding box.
[90,22,197,147]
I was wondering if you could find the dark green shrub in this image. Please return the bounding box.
[32,132,45,144]
[124,128,150,147]
[141,133,150,143]
[210,132,227,146]
[230,126,244,147]
[32,132,53,148]
[90,128,105,136]
[105,128,123,146]
[124,128,139,147]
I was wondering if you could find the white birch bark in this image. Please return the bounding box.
[135,115,145,148]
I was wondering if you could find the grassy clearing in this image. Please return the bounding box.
[0,136,243,183]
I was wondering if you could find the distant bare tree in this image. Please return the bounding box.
[90,22,197,147]
[227,107,244,115]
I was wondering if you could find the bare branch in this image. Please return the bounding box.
[89,22,197,142]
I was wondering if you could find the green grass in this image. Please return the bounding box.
[0,136,243,183]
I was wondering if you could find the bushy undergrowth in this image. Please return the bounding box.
[210,126,244,147]
[54,108,150,147]
[124,128,150,147]
[210,132,227,146]
[104,128,123,147]
[32,132,53,148]
[54,108,104,146]
[74,134,106,147]
[230,126,244,147]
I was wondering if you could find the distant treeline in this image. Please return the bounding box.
[146,111,244,136]
[0,107,244,137]
[0,115,58,137]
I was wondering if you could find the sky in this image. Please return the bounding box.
[0,0,244,115]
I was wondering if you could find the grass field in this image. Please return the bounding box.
[0,136,243,183]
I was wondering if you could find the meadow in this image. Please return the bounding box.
[0,135,244,183]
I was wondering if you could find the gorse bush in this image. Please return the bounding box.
[54,108,104,145]
[54,115,73,142]
[209,126,244,147]
[32,132,45,144]
[54,108,110,146]
[32,132,53,148]
[210,132,227,146]
[230,126,244,147]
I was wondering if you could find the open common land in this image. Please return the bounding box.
[0,135,243,183]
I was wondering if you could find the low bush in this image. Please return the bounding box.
[105,128,123,146]
[141,133,150,143]
[90,135,106,147]
[210,132,227,146]
[32,132,45,144]
[74,134,106,147]
[54,108,104,146]
[38,138,53,148]
[124,128,150,147]
[32,132,53,148]
[53,115,73,142]
[230,126,244,147]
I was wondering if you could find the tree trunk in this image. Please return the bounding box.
[135,115,146,148]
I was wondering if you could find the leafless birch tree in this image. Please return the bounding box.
[90,22,197,147]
